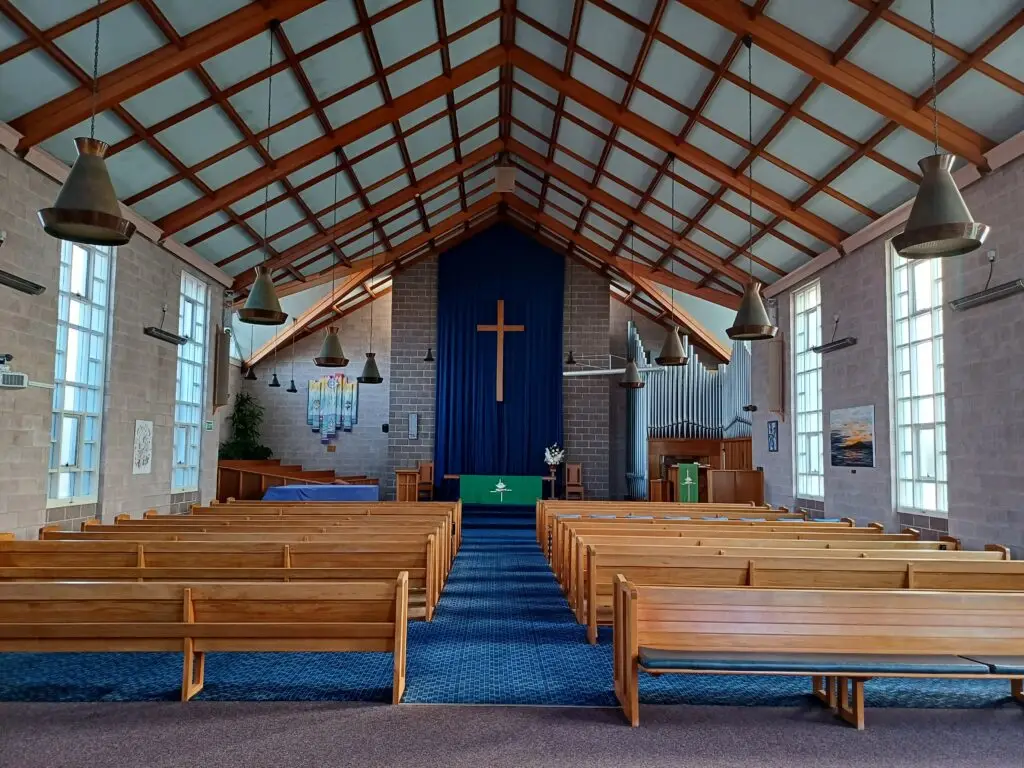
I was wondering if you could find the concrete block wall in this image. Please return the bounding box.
[563,261,610,499]
[386,256,437,499]
[246,295,392,486]
[0,149,227,537]
[752,154,1024,554]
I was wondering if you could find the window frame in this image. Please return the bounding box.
[172,272,209,493]
[47,241,114,507]
[791,280,825,501]
[888,243,948,517]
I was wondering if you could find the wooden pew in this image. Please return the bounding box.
[613,581,1024,728]
[0,577,409,702]
[582,551,1024,643]
[0,539,439,621]
[563,535,959,613]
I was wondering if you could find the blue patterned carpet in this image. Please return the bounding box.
[0,509,1015,708]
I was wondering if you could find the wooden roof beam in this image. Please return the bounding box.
[9,0,325,151]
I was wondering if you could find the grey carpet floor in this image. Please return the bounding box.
[1,701,1021,768]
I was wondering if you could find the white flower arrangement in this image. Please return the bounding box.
[544,443,566,466]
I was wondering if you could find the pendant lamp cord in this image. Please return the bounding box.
[929,0,939,154]
[670,157,676,311]
[330,152,339,300]
[567,252,573,352]
[89,0,100,139]
[368,226,375,355]
[290,319,296,380]
[261,33,274,266]
[745,35,754,281]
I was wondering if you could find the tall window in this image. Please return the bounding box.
[793,281,824,499]
[173,272,208,492]
[49,242,113,504]
[890,249,947,514]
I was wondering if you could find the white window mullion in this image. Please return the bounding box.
[792,281,824,501]
[173,272,208,493]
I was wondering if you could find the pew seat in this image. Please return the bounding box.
[0,577,409,702]
[613,581,1024,729]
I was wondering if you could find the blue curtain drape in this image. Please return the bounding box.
[434,224,564,481]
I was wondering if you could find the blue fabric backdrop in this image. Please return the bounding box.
[434,225,564,481]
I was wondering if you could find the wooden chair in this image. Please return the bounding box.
[565,463,584,500]
[417,461,435,501]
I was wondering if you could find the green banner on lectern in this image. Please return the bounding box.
[677,463,699,502]
[460,475,542,505]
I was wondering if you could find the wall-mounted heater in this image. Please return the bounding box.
[950,279,1024,312]
[144,304,187,346]
[0,268,45,295]
[812,336,857,354]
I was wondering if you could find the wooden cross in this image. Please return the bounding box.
[477,299,525,402]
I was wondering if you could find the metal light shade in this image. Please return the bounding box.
[268,373,280,388]
[618,358,644,389]
[565,349,577,366]
[655,326,687,366]
[358,352,383,384]
[727,281,777,341]
[238,266,287,325]
[892,153,990,258]
[38,138,136,246]
[423,347,435,362]
[314,327,348,368]
[243,367,257,381]
[286,379,298,393]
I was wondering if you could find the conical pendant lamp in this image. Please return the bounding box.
[727,37,777,343]
[565,350,577,366]
[286,379,298,393]
[619,358,644,389]
[423,347,435,362]
[244,367,257,381]
[268,373,281,388]
[894,1,988,259]
[38,10,134,247]
[358,352,383,384]
[238,33,286,326]
[655,325,688,365]
[315,326,349,367]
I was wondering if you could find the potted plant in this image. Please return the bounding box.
[218,391,274,460]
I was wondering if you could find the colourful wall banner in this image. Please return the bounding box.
[306,373,359,441]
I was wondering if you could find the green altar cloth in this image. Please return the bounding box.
[459,475,542,505]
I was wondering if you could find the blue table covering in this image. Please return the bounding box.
[262,485,379,502]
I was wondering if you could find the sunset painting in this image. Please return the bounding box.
[830,406,875,468]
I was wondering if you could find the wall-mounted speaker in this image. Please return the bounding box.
[212,327,231,408]
[766,334,785,419]
[381,424,389,433]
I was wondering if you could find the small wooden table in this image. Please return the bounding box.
[395,470,419,502]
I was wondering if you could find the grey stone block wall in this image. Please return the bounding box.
[0,149,227,537]
[752,154,1024,554]
[245,295,392,486]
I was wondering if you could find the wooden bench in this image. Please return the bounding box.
[0,538,439,620]
[0,577,409,702]
[613,581,1024,728]
[581,552,1024,643]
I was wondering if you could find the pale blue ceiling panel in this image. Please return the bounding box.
[597,175,642,209]
[344,124,394,159]
[406,119,450,162]
[802,85,887,144]
[399,96,447,132]
[384,206,421,235]
[38,111,131,165]
[564,99,613,133]
[578,2,645,74]
[455,68,500,101]
[271,222,318,253]
[445,0,499,34]
[366,173,409,204]
[230,182,288,217]
[571,55,627,104]
[131,179,203,222]
[764,0,865,51]
[547,186,583,217]
[283,0,359,53]
[639,40,713,111]
[0,14,23,49]
[458,87,500,134]
[557,117,603,164]
[686,123,746,168]
[54,3,164,76]
[803,191,871,233]
[425,185,461,216]
[515,20,566,69]
[986,27,1024,82]
[151,0,249,36]
[891,0,1023,52]
[373,1,437,69]
[260,199,308,240]
[616,0,660,24]
[604,146,653,191]
[105,143,177,199]
[753,232,813,275]
[512,88,554,135]
[415,146,456,178]
[203,30,274,90]
[229,69,306,135]
[177,211,232,246]
[325,82,386,128]
[774,220,828,253]
[674,162,717,194]
[122,71,209,128]
[875,127,942,175]
[545,206,577,230]
[719,190,772,224]
[352,143,406,187]
[689,229,733,259]
[316,197,364,230]
[268,116,325,159]
[701,205,753,247]
[518,0,574,37]
[510,123,547,157]
[659,2,732,63]
[288,155,335,187]
[646,174,706,224]
[727,46,811,104]
[0,49,78,122]
[629,90,686,136]
[702,80,781,146]
[219,246,264,278]
[553,149,596,185]
[156,106,243,166]
[9,0,93,29]
[767,119,852,179]
[302,35,375,102]
[460,121,500,155]
[196,146,263,191]
[387,51,444,98]
[848,21,956,97]
[449,19,500,68]
[616,129,661,163]
[940,70,1024,143]
[831,156,916,214]
[750,158,810,202]
[390,221,425,246]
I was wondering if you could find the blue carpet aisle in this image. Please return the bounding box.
[0,506,1014,708]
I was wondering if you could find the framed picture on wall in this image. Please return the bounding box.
[767,420,779,453]
[830,405,875,468]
